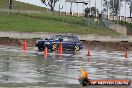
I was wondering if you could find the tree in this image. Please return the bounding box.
[41,0,59,12]
[8,0,13,9]
[110,0,119,16]
[103,0,110,18]
[124,0,132,17]
[103,0,125,16]
[8,0,13,14]
[130,2,132,17]
[103,0,120,16]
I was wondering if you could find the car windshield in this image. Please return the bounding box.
[48,35,62,40]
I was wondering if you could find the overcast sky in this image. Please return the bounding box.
[16,0,130,17]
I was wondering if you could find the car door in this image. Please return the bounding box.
[61,36,76,49]
[49,35,63,50]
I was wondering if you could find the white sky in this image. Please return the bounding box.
[16,0,130,17]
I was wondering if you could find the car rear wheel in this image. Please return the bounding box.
[52,43,57,51]
[74,45,80,51]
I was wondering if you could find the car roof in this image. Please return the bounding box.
[53,34,80,40]
[55,34,78,37]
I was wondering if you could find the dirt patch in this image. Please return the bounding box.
[83,41,132,51]
[0,37,37,47]
[0,37,132,51]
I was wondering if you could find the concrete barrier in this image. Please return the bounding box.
[78,34,132,42]
[109,24,128,35]
[0,32,50,39]
[0,32,132,42]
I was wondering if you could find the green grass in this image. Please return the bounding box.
[0,0,119,35]
[0,0,46,11]
[0,13,119,35]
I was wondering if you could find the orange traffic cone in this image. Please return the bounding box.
[58,42,62,55]
[44,47,48,58]
[23,39,27,50]
[85,71,88,78]
[125,51,128,59]
[87,48,90,56]
[81,67,89,78]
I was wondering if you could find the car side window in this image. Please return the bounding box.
[68,37,74,41]
[62,36,77,42]
[63,37,69,41]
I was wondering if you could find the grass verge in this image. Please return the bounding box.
[0,12,120,35]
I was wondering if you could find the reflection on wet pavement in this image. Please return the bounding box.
[0,46,131,88]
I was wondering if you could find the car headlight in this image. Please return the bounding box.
[45,42,50,44]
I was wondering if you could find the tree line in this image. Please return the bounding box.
[40,0,132,18]
[7,0,132,17]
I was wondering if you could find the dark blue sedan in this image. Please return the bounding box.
[36,34,83,51]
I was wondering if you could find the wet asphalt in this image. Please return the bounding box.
[0,45,131,88]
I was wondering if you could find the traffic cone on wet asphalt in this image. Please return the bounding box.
[125,51,128,59]
[81,67,88,78]
[58,42,62,55]
[44,47,48,58]
[58,42,62,59]
[87,48,90,56]
[23,39,27,50]
[85,71,88,78]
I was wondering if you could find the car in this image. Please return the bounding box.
[35,34,83,51]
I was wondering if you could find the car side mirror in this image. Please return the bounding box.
[60,39,63,42]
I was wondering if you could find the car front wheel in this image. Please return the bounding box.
[51,43,57,51]
[74,45,80,51]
